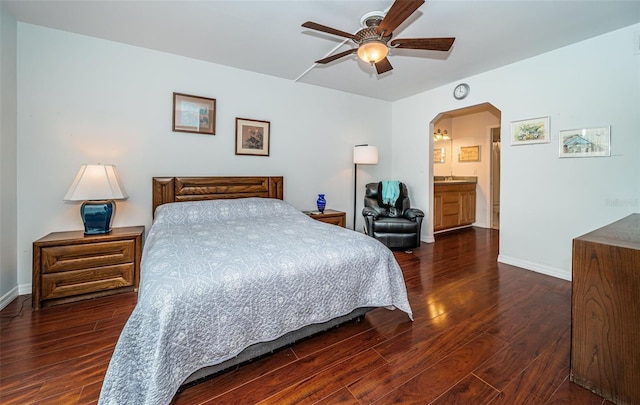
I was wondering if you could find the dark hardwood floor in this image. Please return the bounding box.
[1,227,613,404]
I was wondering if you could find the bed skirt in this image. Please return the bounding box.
[182,307,373,386]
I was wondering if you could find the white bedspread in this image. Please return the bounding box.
[99,198,412,405]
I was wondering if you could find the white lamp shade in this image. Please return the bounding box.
[353,145,379,165]
[64,164,128,201]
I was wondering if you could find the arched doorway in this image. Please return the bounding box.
[430,102,501,234]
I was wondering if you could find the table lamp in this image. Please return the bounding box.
[64,164,128,235]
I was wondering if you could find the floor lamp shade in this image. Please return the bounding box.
[353,145,379,165]
[64,164,128,235]
[353,145,378,230]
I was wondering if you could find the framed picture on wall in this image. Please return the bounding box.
[434,148,445,163]
[510,116,550,145]
[172,93,216,135]
[559,126,610,158]
[235,118,270,156]
[459,145,480,162]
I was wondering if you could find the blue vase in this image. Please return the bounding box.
[316,194,326,213]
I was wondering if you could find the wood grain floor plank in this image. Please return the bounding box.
[368,332,507,404]
[256,348,387,404]
[0,346,114,395]
[430,374,500,405]
[203,327,394,404]
[313,387,360,404]
[473,303,571,391]
[1,332,119,378]
[1,323,124,364]
[290,315,385,359]
[487,325,572,404]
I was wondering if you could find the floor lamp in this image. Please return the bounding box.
[353,144,379,230]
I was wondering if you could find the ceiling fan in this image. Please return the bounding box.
[302,0,455,75]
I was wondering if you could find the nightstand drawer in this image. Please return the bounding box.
[41,240,135,274]
[318,215,345,227]
[41,263,135,300]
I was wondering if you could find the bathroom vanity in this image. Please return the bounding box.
[434,177,477,232]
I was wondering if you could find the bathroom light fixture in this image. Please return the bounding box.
[433,129,450,141]
[64,164,128,235]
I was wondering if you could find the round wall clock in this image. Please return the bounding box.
[453,83,470,100]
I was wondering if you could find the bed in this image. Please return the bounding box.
[99,176,413,405]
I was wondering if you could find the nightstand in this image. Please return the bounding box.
[32,226,144,310]
[303,209,346,228]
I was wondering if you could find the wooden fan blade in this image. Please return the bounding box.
[375,57,393,74]
[390,37,455,51]
[377,0,425,36]
[315,48,357,64]
[302,21,356,40]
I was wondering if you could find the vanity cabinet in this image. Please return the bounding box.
[434,183,476,232]
[571,214,640,405]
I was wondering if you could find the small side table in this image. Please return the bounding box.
[32,226,144,310]
[303,209,346,228]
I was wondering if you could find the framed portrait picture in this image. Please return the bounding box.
[434,148,445,163]
[510,117,550,145]
[559,126,610,158]
[172,93,216,135]
[235,118,270,156]
[459,145,480,162]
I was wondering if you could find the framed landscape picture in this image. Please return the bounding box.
[559,126,610,158]
[235,118,270,156]
[172,93,216,135]
[510,116,549,145]
[434,148,445,163]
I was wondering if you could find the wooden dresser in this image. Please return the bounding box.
[32,226,144,310]
[571,214,640,405]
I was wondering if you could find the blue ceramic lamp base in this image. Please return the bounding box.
[81,200,115,235]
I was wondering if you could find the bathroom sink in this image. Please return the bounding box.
[434,176,478,184]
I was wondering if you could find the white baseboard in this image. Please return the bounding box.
[498,254,571,281]
[422,235,435,244]
[0,286,20,311]
[19,283,32,295]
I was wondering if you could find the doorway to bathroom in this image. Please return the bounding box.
[431,103,501,233]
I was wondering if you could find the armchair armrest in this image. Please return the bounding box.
[362,206,380,219]
[404,208,425,221]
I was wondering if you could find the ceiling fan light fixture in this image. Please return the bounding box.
[357,39,388,64]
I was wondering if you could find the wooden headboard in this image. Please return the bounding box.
[152,176,284,217]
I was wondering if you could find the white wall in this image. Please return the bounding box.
[0,3,18,305]
[392,24,640,280]
[15,24,392,291]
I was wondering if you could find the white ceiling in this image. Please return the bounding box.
[5,0,640,101]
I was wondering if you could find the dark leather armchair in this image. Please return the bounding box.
[362,182,424,250]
